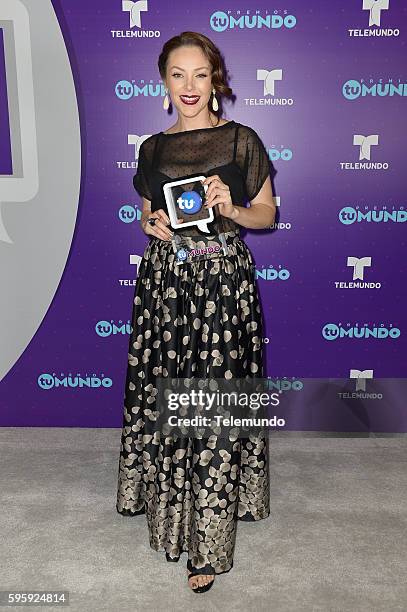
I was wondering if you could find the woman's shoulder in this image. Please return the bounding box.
[141,133,160,147]
[235,123,270,159]
[235,121,263,141]
[138,133,159,162]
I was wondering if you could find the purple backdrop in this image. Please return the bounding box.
[0,28,12,175]
[1,1,406,431]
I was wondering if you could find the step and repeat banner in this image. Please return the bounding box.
[0,1,405,431]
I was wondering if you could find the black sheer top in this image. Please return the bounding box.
[133,120,270,234]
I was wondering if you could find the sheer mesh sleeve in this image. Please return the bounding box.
[243,128,270,201]
[133,140,152,200]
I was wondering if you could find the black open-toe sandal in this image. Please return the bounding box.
[165,552,180,563]
[187,560,215,593]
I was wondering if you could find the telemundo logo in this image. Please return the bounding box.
[38,373,113,389]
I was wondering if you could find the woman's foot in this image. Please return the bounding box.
[187,569,215,592]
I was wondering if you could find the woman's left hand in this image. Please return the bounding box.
[201,175,237,219]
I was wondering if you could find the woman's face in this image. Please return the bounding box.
[164,45,213,119]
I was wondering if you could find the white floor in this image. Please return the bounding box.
[0,428,406,612]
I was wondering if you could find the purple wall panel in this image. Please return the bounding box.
[0,28,12,175]
[1,1,406,430]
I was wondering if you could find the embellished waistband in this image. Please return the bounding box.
[150,227,241,247]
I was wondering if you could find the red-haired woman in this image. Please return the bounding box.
[116,31,276,593]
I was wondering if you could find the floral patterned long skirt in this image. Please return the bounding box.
[116,228,270,575]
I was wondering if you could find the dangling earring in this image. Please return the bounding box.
[163,88,170,110]
[211,87,218,112]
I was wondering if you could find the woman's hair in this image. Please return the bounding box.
[158,31,233,121]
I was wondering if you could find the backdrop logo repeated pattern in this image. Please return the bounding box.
[342,78,407,100]
[339,135,389,170]
[210,10,297,33]
[350,368,374,392]
[95,321,132,337]
[118,204,142,223]
[322,325,400,341]
[122,0,147,29]
[349,0,399,36]
[1,0,405,431]
[338,206,406,225]
[37,373,113,390]
[110,0,158,38]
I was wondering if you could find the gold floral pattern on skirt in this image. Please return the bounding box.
[116,230,270,575]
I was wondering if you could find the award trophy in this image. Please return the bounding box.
[162,174,229,265]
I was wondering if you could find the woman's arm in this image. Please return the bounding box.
[140,196,152,228]
[227,176,276,230]
[140,196,173,241]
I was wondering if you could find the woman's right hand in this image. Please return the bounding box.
[141,209,174,241]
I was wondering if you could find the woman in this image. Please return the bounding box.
[116,31,276,593]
